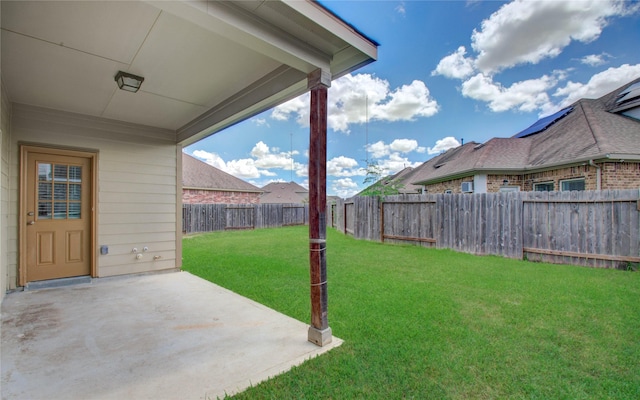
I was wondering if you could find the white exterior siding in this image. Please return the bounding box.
[8,104,180,283]
[1,81,12,294]
[473,174,488,194]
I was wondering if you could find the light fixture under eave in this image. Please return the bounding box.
[114,71,144,93]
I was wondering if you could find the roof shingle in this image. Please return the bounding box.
[260,181,308,203]
[182,153,262,192]
[410,77,640,186]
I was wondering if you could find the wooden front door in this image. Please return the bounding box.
[23,148,93,282]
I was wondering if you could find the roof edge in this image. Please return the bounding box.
[411,154,638,186]
[183,186,264,193]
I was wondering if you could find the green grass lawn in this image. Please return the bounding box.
[183,226,640,399]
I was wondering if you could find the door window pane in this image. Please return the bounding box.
[36,163,83,219]
[38,164,52,181]
[69,166,82,182]
[54,165,68,181]
[38,183,52,200]
[54,183,67,200]
[38,202,52,219]
[54,203,67,219]
[69,184,81,201]
[68,203,81,219]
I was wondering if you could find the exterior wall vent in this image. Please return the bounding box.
[461,181,474,193]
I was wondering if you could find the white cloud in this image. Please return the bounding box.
[431,0,638,116]
[579,53,609,66]
[331,178,360,198]
[327,156,365,177]
[461,73,558,112]
[471,0,628,73]
[191,150,227,171]
[250,141,269,158]
[366,138,425,160]
[225,158,274,179]
[294,162,308,178]
[366,141,390,159]
[377,154,422,175]
[395,1,406,16]
[272,73,439,133]
[271,95,307,125]
[389,139,419,153]
[253,118,269,127]
[191,140,304,180]
[427,137,461,155]
[371,80,439,122]
[250,141,299,170]
[457,64,640,116]
[362,139,428,177]
[550,63,640,111]
[432,46,475,79]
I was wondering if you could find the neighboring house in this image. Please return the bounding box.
[398,78,640,194]
[0,0,377,306]
[182,153,262,204]
[358,166,418,196]
[260,181,309,203]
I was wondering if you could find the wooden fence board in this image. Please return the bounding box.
[184,190,639,269]
[182,203,309,234]
[331,190,639,269]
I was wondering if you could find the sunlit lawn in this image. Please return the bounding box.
[183,226,640,399]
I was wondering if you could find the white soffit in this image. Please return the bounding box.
[104,90,209,132]
[127,11,281,108]
[1,30,129,117]
[1,1,160,64]
[1,0,377,140]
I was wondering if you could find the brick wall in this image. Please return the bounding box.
[423,177,474,194]
[522,165,595,191]
[601,162,640,189]
[420,162,640,193]
[182,189,261,204]
[487,174,524,192]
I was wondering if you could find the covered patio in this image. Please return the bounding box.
[1,2,376,397]
[1,271,342,399]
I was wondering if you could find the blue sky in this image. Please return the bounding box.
[184,0,640,197]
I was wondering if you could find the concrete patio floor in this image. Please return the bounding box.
[1,271,342,399]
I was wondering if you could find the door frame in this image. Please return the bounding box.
[19,144,97,286]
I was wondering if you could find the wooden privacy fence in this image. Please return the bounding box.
[332,190,640,268]
[183,203,308,234]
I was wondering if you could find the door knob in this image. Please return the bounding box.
[27,221,35,225]
[27,212,34,216]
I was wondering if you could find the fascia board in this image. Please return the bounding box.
[411,154,640,186]
[177,66,307,145]
[282,0,378,59]
[183,186,264,193]
[603,153,640,161]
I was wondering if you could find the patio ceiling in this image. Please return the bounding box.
[1,0,377,145]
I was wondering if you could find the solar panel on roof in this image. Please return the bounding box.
[615,82,640,105]
[513,107,574,138]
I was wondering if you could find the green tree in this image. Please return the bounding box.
[360,160,403,197]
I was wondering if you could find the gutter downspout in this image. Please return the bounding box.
[589,160,601,190]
